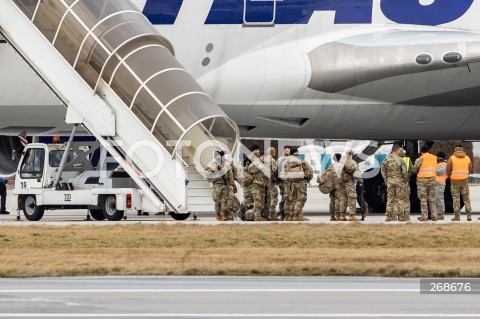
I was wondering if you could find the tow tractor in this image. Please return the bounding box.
[12,130,165,221]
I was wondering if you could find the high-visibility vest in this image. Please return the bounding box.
[451,156,471,180]
[435,162,447,185]
[417,153,437,178]
[402,157,411,172]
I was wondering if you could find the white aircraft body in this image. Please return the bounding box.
[1,0,480,177]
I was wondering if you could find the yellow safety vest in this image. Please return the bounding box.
[417,153,437,178]
[402,157,411,172]
[435,162,447,185]
[451,156,471,180]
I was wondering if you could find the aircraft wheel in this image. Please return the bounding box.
[23,195,45,221]
[362,170,386,213]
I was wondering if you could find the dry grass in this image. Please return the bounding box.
[0,224,480,277]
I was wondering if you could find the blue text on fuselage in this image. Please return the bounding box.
[144,0,474,26]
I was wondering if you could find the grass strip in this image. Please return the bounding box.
[0,224,479,277]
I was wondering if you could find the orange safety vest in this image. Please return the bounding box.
[451,156,471,180]
[435,162,447,185]
[417,153,437,178]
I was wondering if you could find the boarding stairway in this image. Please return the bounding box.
[0,0,238,215]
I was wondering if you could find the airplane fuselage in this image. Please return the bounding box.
[2,0,480,140]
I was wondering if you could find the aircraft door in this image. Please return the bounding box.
[243,0,277,26]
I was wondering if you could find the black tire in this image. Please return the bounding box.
[89,209,105,221]
[170,212,191,221]
[363,169,387,213]
[100,195,124,221]
[23,195,45,221]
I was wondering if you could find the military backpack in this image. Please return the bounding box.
[317,166,335,194]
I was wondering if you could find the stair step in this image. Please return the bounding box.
[188,188,213,197]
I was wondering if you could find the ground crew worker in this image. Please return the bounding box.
[247,145,268,221]
[341,151,362,221]
[381,144,407,222]
[276,146,291,220]
[447,145,473,221]
[266,147,280,221]
[205,151,235,221]
[412,145,438,221]
[399,148,414,221]
[435,152,448,220]
[281,148,313,221]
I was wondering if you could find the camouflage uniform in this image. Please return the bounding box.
[381,154,407,221]
[281,155,313,221]
[247,154,269,221]
[276,155,289,219]
[205,161,234,221]
[226,163,241,218]
[331,162,348,220]
[447,148,473,221]
[341,154,362,221]
[435,160,447,218]
[266,154,279,220]
[399,155,414,221]
[413,156,438,221]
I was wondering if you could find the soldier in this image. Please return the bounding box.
[276,146,291,220]
[399,148,414,221]
[329,153,348,221]
[205,150,235,221]
[266,147,280,221]
[331,154,349,221]
[241,154,254,209]
[447,145,473,221]
[224,155,241,219]
[381,144,407,222]
[412,145,438,221]
[247,145,268,221]
[259,151,272,220]
[341,151,362,221]
[281,148,313,221]
[435,152,448,220]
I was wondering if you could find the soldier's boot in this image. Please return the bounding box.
[330,213,336,221]
[221,212,230,221]
[254,212,267,221]
[385,213,392,222]
[431,214,438,222]
[286,213,294,221]
[398,214,406,222]
[334,212,340,221]
[451,213,461,221]
[467,213,472,221]
[226,212,234,221]
[348,214,360,221]
[269,211,280,221]
[404,212,411,222]
[216,213,222,221]
[418,214,429,222]
[292,213,303,221]
[339,212,348,222]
